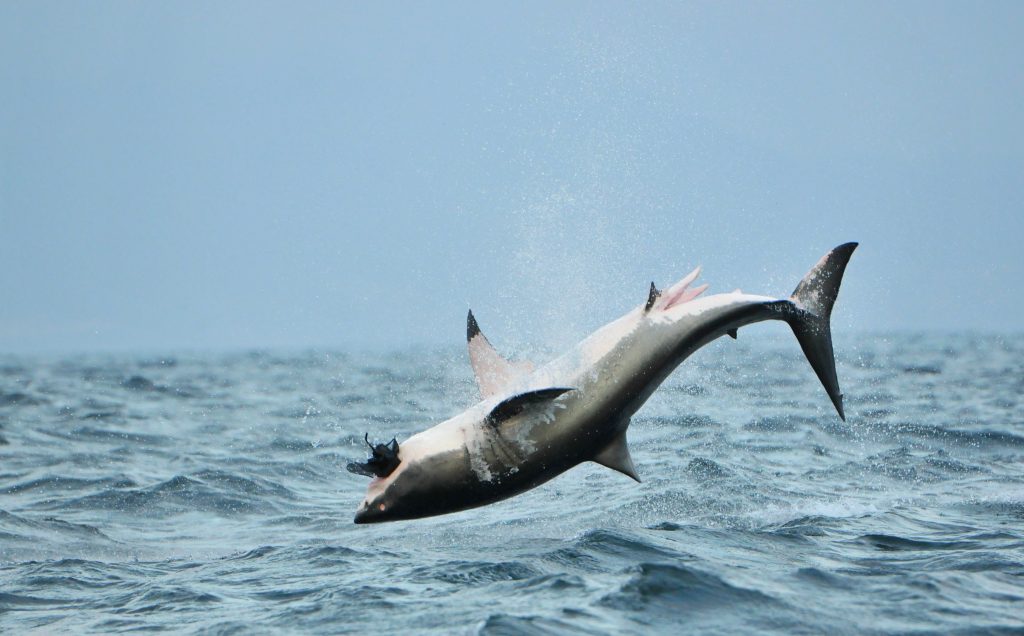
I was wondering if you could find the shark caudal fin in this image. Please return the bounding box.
[787,242,858,421]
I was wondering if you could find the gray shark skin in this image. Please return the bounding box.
[351,243,857,523]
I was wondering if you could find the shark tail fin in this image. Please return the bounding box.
[787,242,858,421]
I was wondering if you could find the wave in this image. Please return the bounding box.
[1,338,1021,634]
[413,560,542,586]
[744,414,819,432]
[475,613,594,635]
[120,375,205,399]
[599,561,781,613]
[0,509,114,542]
[876,422,1024,448]
[856,534,977,552]
[685,457,731,479]
[38,426,170,445]
[0,391,47,406]
[0,591,67,608]
[548,528,688,569]
[56,472,295,516]
[902,364,943,375]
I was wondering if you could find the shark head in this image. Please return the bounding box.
[347,435,415,523]
[353,473,407,524]
[352,444,475,524]
[350,388,576,523]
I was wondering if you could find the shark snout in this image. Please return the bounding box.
[353,499,388,524]
[353,507,371,524]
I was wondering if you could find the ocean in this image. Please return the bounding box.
[1,332,1022,634]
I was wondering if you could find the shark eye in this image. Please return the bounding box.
[346,434,401,478]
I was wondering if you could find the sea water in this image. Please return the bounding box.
[1,333,1022,633]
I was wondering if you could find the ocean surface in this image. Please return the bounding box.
[1,332,1022,634]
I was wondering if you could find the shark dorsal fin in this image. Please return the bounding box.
[485,387,574,427]
[592,429,640,482]
[644,282,661,312]
[467,310,534,399]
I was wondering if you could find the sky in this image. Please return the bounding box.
[1,2,1022,354]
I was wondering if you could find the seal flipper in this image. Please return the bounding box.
[467,310,534,399]
[346,434,401,478]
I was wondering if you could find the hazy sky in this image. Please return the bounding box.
[2,2,1022,354]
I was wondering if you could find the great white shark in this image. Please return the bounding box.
[348,243,857,523]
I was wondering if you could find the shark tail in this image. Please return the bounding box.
[786,242,858,421]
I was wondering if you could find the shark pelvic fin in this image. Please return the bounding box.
[592,429,640,482]
[467,310,534,399]
[486,387,574,427]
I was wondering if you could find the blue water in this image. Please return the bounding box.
[2,333,1022,633]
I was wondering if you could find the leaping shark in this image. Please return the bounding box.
[348,243,857,523]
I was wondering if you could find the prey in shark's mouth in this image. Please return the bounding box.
[349,243,858,524]
[346,434,400,479]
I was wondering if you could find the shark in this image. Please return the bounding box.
[348,243,857,523]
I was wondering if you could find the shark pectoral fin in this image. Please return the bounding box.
[727,328,738,339]
[592,430,640,482]
[485,387,574,426]
[467,310,534,399]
